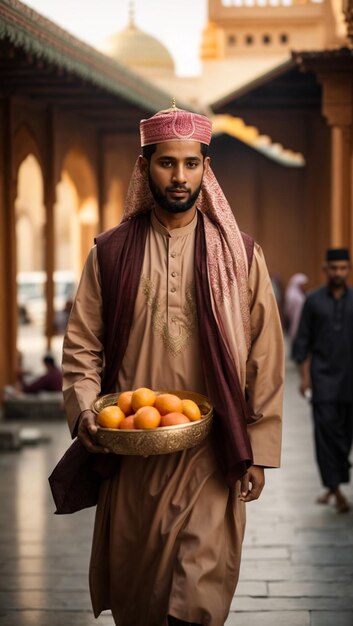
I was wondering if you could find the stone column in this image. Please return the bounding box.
[0,99,18,389]
[320,74,353,251]
[44,108,56,349]
[97,135,105,234]
[329,124,352,246]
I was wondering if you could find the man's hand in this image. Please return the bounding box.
[239,465,265,502]
[298,360,311,398]
[299,380,312,398]
[77,409,110,454]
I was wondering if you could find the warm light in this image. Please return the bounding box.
[79,200,98,225]
[257,135,271,146]
[221,0,303,3]
[211,114,305,167]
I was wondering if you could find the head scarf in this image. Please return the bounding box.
[123,108,251,387]
[284,273,308,343]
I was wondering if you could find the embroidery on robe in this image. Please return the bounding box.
[141,274,197,357]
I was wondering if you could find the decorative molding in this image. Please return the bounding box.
[211,113,305,167]
[343,0,353,45]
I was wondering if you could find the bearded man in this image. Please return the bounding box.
[293,248,353,513]
[57,106,284,626]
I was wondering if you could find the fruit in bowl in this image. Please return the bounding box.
[97,388,203,431]
[92,388,213,456]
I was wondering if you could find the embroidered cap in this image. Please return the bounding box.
[140,107,212,147]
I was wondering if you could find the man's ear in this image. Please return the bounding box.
[204,156,211,174]
[139,155,148,174]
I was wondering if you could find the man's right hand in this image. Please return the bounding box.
[299,380,311,398]
[77,409,110,454]
[298,360,311,398]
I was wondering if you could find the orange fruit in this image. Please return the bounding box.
[160,412,190,427]
[131,387,157,412]
[119,415,136,430]
[134,406,161,429]
[97,405,125,429]
[181,398,201,421]
[154,393,183,415]
[118,391,133,416]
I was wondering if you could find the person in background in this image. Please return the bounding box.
[283,273,309,347]
[58,105,284,626]
[292,248,353,513]
[22,354,62,394]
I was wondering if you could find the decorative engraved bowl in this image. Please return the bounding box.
[91,390,213,456]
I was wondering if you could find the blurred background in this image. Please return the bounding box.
[0,0,350,384]
[0,2,353,625]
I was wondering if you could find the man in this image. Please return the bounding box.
[293,248,353,513]
[61,106,283,626]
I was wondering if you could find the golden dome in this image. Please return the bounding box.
[101,23,175,72]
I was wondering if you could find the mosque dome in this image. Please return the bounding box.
[101,21,175,73]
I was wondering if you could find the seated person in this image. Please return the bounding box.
[22,354,62,394]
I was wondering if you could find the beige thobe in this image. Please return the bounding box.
[62,210,283,626]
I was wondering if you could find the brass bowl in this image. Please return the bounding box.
[91,390,213,456]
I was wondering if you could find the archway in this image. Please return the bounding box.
[56,149,99,279]
[104,176,125,230]
[15,153,47,374]
[16,154,45,274]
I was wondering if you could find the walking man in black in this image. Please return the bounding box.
[293,248,353,513]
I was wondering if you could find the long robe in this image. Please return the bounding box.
[62,210,283,626]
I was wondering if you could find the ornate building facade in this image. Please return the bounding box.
[101,1,343,105]
[0,0,352,395]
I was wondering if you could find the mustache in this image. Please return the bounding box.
[166,185,190,192]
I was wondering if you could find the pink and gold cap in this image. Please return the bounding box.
[140,102,212,147]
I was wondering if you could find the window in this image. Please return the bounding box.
[263,34,271,45]
[245,34,254,45]
[228,34,237,45]
[280,33,289,44]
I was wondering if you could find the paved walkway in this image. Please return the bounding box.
[0,359,352,626]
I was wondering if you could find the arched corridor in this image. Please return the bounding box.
[0,357,352,625]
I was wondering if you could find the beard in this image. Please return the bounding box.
[328,276,346,289]
[148,172,202,214]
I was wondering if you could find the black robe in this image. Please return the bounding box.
[293,285,353,488]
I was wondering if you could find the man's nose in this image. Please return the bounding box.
[172,165,186,183]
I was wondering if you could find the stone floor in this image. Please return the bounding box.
[0,359,352,626]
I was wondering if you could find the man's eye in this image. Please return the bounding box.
[160,161,172,168]
[187,162,198,168]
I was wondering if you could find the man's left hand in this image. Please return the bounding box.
[239,465,265,502]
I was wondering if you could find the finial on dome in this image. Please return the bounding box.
[128,1,135,27]
[171,97,176,109]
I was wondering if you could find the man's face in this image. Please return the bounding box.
[325,261,351,289]
[143,140,209,214]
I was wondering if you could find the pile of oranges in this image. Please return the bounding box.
[97,387,202,430]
